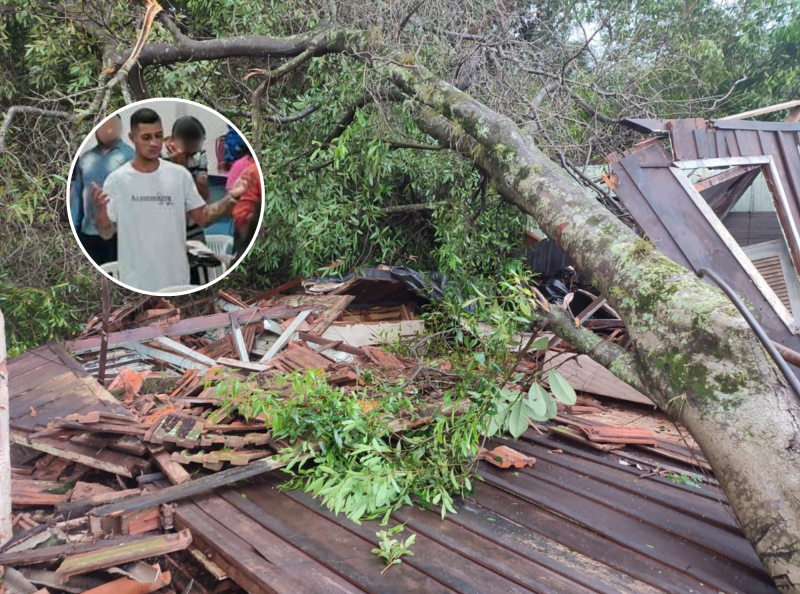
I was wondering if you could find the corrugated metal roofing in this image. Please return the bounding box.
[174,429,779,594]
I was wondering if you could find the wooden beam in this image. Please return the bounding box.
[148,446,191,486]
[66,305,319,355]
[297,332,367,357]
[9,431,149,478]
[92,455,295,518]
[718,99,800,121]
[55,530,192,582]
[152,337,217,367]
[12,480,71,506]
[229,312,249,362]
[0,534,153,567]
[127,343,209,372]
[0,310,10,546]
[259,310,312,362]
[216,358,270,373]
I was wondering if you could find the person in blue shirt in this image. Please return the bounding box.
[70,114,134,265]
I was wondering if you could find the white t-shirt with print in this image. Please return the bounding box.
[104,160,206,292]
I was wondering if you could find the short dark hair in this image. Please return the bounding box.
[172,116,206,142]
[130,108,161,130]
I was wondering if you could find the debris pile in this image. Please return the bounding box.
[2,267,714,593]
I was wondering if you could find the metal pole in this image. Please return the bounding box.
[697,268,800,399]
[97,277,111,386]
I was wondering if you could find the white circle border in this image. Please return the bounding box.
[66,97,265,297]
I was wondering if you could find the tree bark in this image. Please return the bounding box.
[104,24,800,591]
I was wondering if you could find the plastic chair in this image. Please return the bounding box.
[205,234,234,257]
[203,234,234,281]
[100,261,119,279]
[157,285,199,294]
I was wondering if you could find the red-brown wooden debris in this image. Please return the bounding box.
[55,530,192,582]
[479,446,537,469]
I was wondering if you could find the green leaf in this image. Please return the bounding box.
[548,370,577,405]
[507,399,529,439]
[543,390,558,420]
[526,383,549,417]
[474,352,485,365]
[531,336,550,351]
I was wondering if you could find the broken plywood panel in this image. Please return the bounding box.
[543,352,652,405]
[321,320,424,347]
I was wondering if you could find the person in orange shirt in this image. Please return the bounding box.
[231,160,262,259]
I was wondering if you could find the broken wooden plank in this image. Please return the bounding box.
[229,312,249,363]
[190,547,228,580]
[148,446,191,485]
[547,425,625,451]
[12,479,71,506]
[10,431,149,478]
[92,454,296,518]
[127,342,209,372]
[216,357,269,373]
[58,488,142,519]
[580,425,657,446]
[246,277,303,305]
[80,568,171,594]
[259,310,312,362]
[153,337,218,367]
[297,332,366,357]
[55,530,192,582]
[0,534,155,567]
[69,434,147,457]
[67,305,320,355]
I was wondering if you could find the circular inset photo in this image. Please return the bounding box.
[67,98,263,295]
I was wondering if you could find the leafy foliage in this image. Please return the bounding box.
[372,524,416,572]
[2,0,799,352]
[208,263,571,525]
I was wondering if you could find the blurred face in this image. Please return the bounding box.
[184,138,203,154]
[130,122,163,161]
[95,117,122,146]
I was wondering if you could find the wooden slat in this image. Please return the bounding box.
[479,468,776,594]
[277,485,536,594]
[67,305,319,355]
[216,482,456,594]
[9,432,148,478]
[55,530,192,581]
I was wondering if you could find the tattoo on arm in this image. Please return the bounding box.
[190,194,237,227]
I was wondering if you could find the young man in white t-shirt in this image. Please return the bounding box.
[92,108,247,292]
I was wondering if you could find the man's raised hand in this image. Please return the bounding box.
[91,182,109,214]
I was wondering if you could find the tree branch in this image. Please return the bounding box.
[384,139,443,150]
[0,107,77,154]
[396,0,425,42]
[382,201,447,214]
[532,304,646,394]
[251,48,317,153]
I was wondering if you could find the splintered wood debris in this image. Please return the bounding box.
[2,270,716,594]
